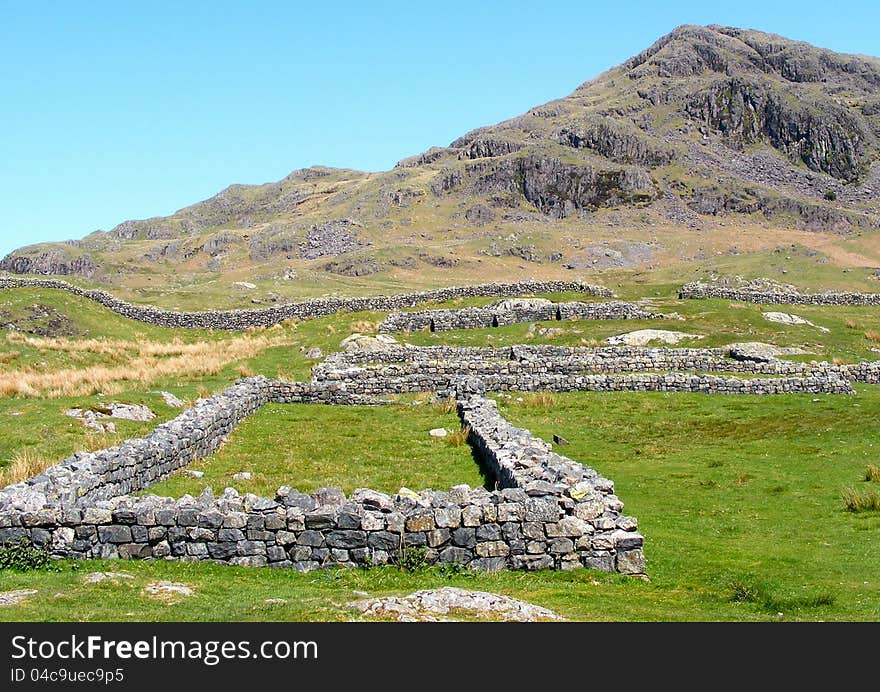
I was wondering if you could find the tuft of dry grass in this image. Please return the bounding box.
[842,486,880,512]
[444,426,471,447]
[520,391,557,408]
[865,464,880,483]
[845,319,862,330]
[432,397,457,415]
[0,333,291,398]
[326,325,336,334]
[0,449,52,487]
[350,320,377,334]
[832,357,854,365]
[865,331,880,344]
[0,351,20,363]
[238,364,255,378]
[579,338,601,347]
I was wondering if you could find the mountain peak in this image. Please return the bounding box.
[3,26,879,292]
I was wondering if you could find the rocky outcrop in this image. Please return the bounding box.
[300,219,369,260]
[685,77,870,181]
[437,155,657,218]
[557,119,676,166]
[0,251,96,278]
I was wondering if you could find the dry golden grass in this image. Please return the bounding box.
[865,464,880,483]
[520,391,557,408]
[865,331,880,344]
[846,319,862,329]
[0,333,293,398]
[579,338,601,347]
[444,425,471,447]
[0,448,52,487]
[432,397,457,415]
[0,351,19,363]
[833,357,854,365]
[350,320,377,334]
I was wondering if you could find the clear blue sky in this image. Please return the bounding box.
[1,0,878,258]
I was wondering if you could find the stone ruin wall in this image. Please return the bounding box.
[0,277,612,330]
[679,281,880,306]
[0,376,644,574]
[379,301,661,332]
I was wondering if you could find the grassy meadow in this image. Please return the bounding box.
[1,282,880,620]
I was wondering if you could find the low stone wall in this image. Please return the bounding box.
[315,345,861,394]
[379,301,660,333]
[0,277,612,330]
[314,368,854,396]
[0,377,644,574]
[679,281,880,306]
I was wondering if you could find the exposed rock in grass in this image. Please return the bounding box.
[605,329,703,346]
[155,391,185,408]
[0,590,38,606]
[429,428,448,438]
[65,402,156,433]
[144,581,194,601]
[305,347,323,359]
[762,312,830,332]
[340,333,398,353]
[232,472,252,481]
[351,587,564,622]
[84,571,134,584]
[0,303,81,337]
[233,281,257,290]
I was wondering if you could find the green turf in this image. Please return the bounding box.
[3,284,880,621]
[146,402,486,497]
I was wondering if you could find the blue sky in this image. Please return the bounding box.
[1,1,878,258]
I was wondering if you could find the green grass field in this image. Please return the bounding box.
[1,283,880,621]
[146,402,487,498]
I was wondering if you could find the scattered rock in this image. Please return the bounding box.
[233,282,257,290]
[351,587,564,622]
[762,312,830,332]
[0,303,80,337]
[340,333,398,353]
[564,242,658,270]
[65,402,155,433]
[84,571,134,584]
[264,598,287,605]
[183,469,205,479]
[144,581,194,600]
[605,329,703,346]
[232,472,252,482]
[305,347,323,359]
[537,327,565,338]
[155,391,185,408]
[0,589,38,606]
[429,428,448,438]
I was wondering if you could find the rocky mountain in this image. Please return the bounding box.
[4,25,880,298]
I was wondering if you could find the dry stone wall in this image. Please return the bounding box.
[0,377,644,574]
[0,277,612,330]
[680,281,880,306]
[314,345,859,394]
[380,300,661,332]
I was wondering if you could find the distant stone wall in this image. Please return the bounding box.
[379,301,660,332]
[0,277,612,330]
[314,344,860,394]
[679,281,880,306]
